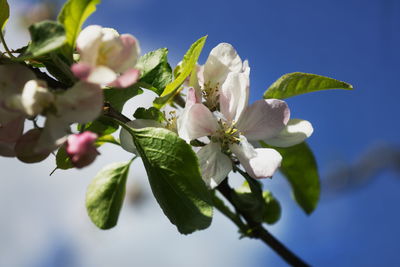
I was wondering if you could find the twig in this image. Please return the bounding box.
[217,179,310,267]
[103,103,130,123]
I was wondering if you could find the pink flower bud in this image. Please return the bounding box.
[66,131,99,168]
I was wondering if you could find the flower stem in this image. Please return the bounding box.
[217,179,310,267]
[103,103,310,267]
[0,31,14,58]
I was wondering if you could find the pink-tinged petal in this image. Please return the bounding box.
[113,34,141,73]
[35,115,69,153]
[71,63,92,81]
[108,68,140,88]
[15,129,51,163]
[203,43,243,87]
[265,119,313,147]
[230,138,282,179]
[120,119,163,154]
[0,116,24,143]
[86,66,118,85]
[76,25,103,66]
[219,72,249,123]
[56,82,103,124]
[237,99,290,141]
[198,142,232,189]
[177,103,219,142]
[66,131,99,168]
[185,87,202,108]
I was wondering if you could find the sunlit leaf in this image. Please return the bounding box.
[86,161,131,229]
[58,0,101,59]
[264,72,353,99]
[136,48,173,95]
[121,125,213,234]
[19,21,66,60]
[133,107,165,123]
[153,36,207,108]
[0,0,9,30]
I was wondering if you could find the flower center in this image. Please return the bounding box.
[165,110,178,133]
[203,81,220,111]
[211,120,241,151]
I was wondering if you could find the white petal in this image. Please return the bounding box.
[230,137,282,179]
[113,34,141,73]
[177,103,218,142]
[185,87,201,108]
[20,80,54,116]
[265,119,313,147]
[76,25,103,66]
[198,142,232,189]
[219,72,249,123]
[87,66,118,85]
[203,43,243,87]
[237,99,290,141]
[120,119,163,154]
[56,82,103,124]
[35,115,69,152]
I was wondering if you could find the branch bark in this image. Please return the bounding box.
[217,179,310,267]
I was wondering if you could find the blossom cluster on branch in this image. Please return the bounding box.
[0,0,353,265]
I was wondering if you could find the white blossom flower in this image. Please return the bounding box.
[72,25,141,88]
[0,64,36,157]
[7,80,54,117]
[193,43,250,111]
[178,44,313,188]
[35,82,103,153]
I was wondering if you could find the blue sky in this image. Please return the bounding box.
[2,0,400,266]
[89,0,400,266]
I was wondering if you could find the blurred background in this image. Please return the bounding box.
[1,0,400,266]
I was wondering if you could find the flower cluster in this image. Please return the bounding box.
[0,0,353,260]
[0,25,141,167]
[177,44,313,188]
[119,43,313,188]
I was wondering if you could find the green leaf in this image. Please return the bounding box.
[154,36,207,108]
[104,85,143,112]
[136,48,173,95]
[19,21,66,60]
[121,126,213,234]
[79,116,120,136]
[55,144,73,170]
[39,53,76,85]
[86,161,131,229]
[0,0,9,30]
[133,107,165,123]
[233,182,266,223]
[264,72,353,99]
[95,134,120,146]
[263,142,320,214]
[262,191,281,224]
[58,0,101,59]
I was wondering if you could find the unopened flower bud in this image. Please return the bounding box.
[7,80,54,117]
[66,131,99,168]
